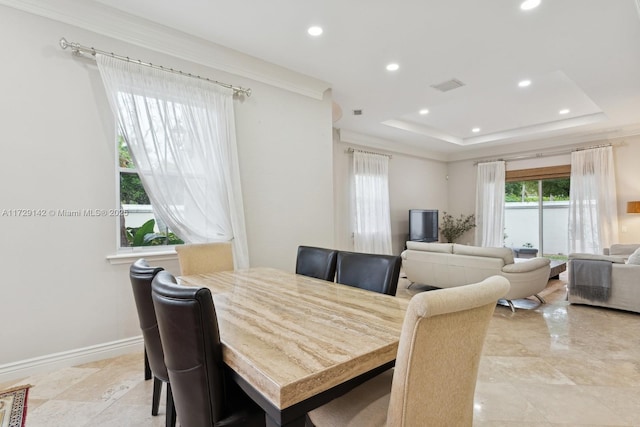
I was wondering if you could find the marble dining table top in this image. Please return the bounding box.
[178,267,409,410]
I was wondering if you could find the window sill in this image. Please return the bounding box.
[107,248,178,265]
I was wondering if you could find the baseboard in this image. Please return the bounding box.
[0,336,144,383]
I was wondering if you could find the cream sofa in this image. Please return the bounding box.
[568,244,640,313]
[401,242,551,311]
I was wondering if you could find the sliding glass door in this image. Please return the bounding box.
[541,179,570,259]
[504,178,570,259]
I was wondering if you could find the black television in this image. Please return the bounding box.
[409,209,439,242]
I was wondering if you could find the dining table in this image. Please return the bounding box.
[178,267,409,427]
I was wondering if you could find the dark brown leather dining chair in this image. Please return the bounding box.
[129,259,176,427]
[295,246,338,281]
[336,251,402,296]
[151,271,266,427]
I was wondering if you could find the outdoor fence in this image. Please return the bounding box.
[504,201,569,256]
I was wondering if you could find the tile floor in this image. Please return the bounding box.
[3,272,640,426]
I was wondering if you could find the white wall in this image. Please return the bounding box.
[445,160,478,245]
[237,87,334,268]
[612,136,640,243]
[388,152,448,254]
[333,138,448,255]
[0,6,333,373]
[447,136,640,246]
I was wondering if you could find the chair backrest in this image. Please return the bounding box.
[295,246,338,281]
[129,258,167,381]
[175,242,234,275]
[335,251,402,296]
[151,270,229,426]
[386,275,510,427]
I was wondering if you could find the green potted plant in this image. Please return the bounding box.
[439,212,476,243]
[125,219,184,246]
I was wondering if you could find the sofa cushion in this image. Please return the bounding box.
[502,257,550,273]
[452,244,515,265]
[609,244,640,256]
[627,248,640,265]
[405,242,453,253]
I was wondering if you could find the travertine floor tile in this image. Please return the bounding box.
[22,367,100,400]
[474,382,547,423]
[86,402,167,427]
[579,385,640,426]
[478,356,575,385]
[27,399,112,427]
[473,421,552,427]
[515,383,630,425]
[52,366,141,403]
[548,356,640,387]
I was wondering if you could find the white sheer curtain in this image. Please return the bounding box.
[96,54,250,268]
[568,146,618,254]
[475,161,506,247]
[352,151,393,254]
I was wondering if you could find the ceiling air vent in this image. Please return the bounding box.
[352,109,363,116]
[430,78,465,92]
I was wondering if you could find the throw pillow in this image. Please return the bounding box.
[627,247,640,265]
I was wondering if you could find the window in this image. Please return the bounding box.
[118,136,184,248]
[351,151,393,254]
[98,54,249,266]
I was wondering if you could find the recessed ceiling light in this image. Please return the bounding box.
[559,109,570,115]
[419,109,429,115]
[386,63,400,72]
[472,127,481,133]
[518,79,532,87]
[307,26,323,36]
[520,0,541,10]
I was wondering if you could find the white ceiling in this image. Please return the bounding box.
[91,1,640,156]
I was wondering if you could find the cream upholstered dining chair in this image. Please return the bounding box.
[307,275,510,427]
[175,242,234,275]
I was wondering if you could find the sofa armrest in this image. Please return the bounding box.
[568,253,626,263]
[501,257,550,273]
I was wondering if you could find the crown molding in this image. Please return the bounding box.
[0,0,330,100]
[339,130,449,162]
[382,113,607,148]
[445,125,640,163]
[339,124,640,164]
